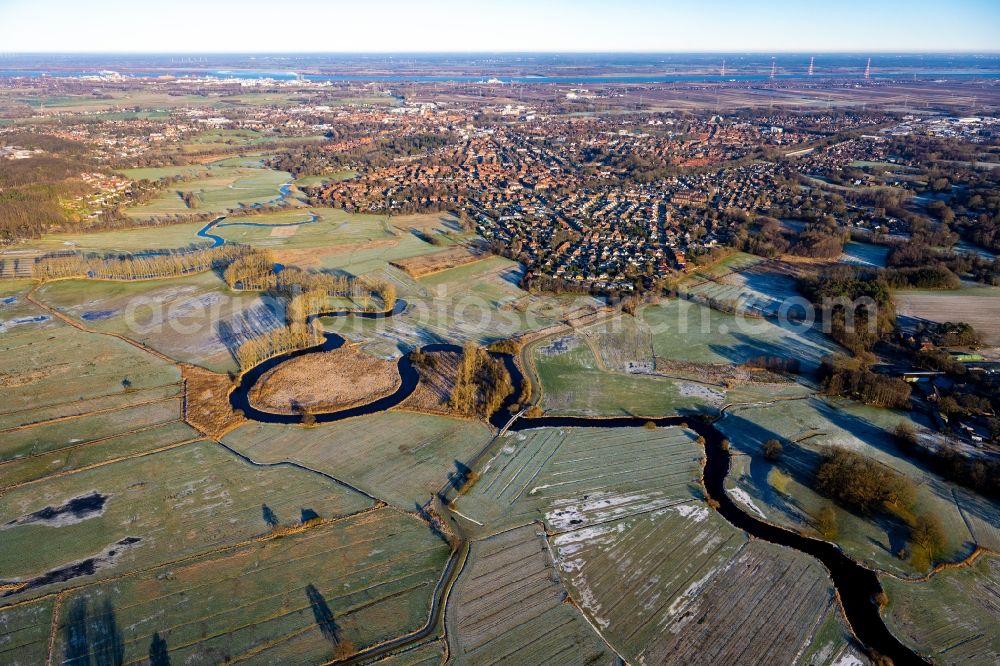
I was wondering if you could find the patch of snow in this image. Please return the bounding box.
[573,580,609,628]
[677,382,725,404]
[552,521,625,547]
[665,566,719,622]
[727,487,767,519]
[668,502,711,523]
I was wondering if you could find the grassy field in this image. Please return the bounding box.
[0,276,204,529]
[1,397,184,462]
[283,216,456,276]
[0,441,373,599]
[416,255,524,305]
[551,503,860,665]
[125,165,291,220]
[204,210,468,276]
[641,299,839,372]
[840,240,890,268]
[150,129,328,156]
[117,164,211,181]
[675,256,802,318]
[881,554,1000,665]
[39,508,447,666]
[551,503,743,653]
[321,262,600,359]
[447,422,863,664]
[634,540,855,665]
[0,598,54,665]
[213,207,393,252]
[0,271,465,666]
[367,641,446,666]
[23,220,213,253]
[580,313,654,372]
[295,171,357,187]
[36,272,284,373]
[717,396,989,575]
[17,91,213,113]
[0,280,182,420]
[0,420,200,490]
[446,524,615,664]
[223,412,493,509]
[532,331,726,416]
[454,426,704,533]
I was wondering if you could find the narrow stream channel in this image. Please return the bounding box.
[229,321,928,665]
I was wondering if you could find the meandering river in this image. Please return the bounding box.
[228,308,927,665]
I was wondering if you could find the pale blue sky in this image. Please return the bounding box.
[1,0,997,53]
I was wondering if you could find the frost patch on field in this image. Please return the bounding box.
[544,491,678,530]
[574,581,610,628]
[728,487,766,518]
[538,335,578,356]
[547,504,587,530]
[662,502,710,523]
[552,522,626,550]
[831,654,865,666]
[664,566,721,626]
[676,381,725,405]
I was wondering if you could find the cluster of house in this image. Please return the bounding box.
[71,172,136,220]
[313,110,820,287]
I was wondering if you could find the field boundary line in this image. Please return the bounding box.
[719,393,814,415]
[213,440,383,505]
[166,575,437,666]
[0,437,203,495]
[881,545,998,584]
[330,540,470,665]
[579,328,609,372]
[448,508,484,526]
[0,418,185,472]
[0,381,182,419]
[951,487,981,550]
[0,395,182,434]
[44,592,63,666]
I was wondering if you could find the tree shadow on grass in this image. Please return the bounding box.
[216,299,287,360]
[446,459,474,493]
[149,632,170,666]
[63,596,125,666]
[262,504,279,529]
[718,412,823,529]
[63,598,90,666]
[305,584,341,646]
[708,330,832,377]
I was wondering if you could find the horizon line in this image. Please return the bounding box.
[4,50,1000,56]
